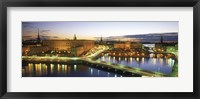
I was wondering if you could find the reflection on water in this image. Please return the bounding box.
[22,54,176,77]
[22,62,122,77]
[98,55,175,75]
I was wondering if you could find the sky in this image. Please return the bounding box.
[22,21,178,40]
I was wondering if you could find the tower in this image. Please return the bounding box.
[160,36,163,44]
[73,34,77,40]
[37,28,41,43]
[100,35,103,42]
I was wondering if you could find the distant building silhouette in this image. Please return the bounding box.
[160,36,163,44]
[154,36,166,52]
[37,29,41,43]
[74,34,77,40]
[100,35,103,42]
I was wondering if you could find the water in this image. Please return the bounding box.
[22,62,122,77]
[98,54,175,75]
[22,55,175,77]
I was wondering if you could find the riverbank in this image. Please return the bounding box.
[22,56,171,77]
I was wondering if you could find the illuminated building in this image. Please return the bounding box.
[22,29,43,56]
[42,34,95,56]
[114,41,141,49]
[114,43,125,49]
[22,34,95,56]
[124,42,131,49]
[43,40,94,50]
[71,46,85,56]
[42,40,71,50]
[131,43,142,49]
[114,41,131,49]
[28,46,49,55]
[155,36,166,52]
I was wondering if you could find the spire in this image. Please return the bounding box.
[100,35,103,42]
[37,28,41,43]
[74,34,77,40]
[160,36,163,44]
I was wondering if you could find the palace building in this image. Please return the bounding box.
[42,34,95,56]
[23,33,95,56]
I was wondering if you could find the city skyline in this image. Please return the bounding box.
[22,21,178,77]
[22,21,178,40]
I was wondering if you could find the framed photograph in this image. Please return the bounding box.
[0,0,199,99]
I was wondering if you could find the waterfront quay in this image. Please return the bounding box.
[22,56,167,77]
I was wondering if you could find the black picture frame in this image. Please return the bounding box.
[0,0,199,99]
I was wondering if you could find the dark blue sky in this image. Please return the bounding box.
[22,21,178,40]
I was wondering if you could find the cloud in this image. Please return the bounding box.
[22,23,37,29]
[22,23,51,33]
[41,36,51,39]
[41,36,59,40]
[41,29,51,33]
[23,30,35,34]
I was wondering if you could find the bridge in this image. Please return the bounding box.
[22,56,167,77]
[149,52,176,58]
[100,52,176,59]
